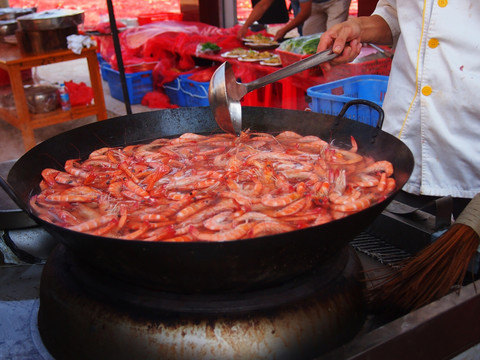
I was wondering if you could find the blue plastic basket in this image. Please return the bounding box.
[96,52,107,66]
[179,75,209,107]
[307,75,389,127]
[100,62,111,82]
[163,76,187,107]
[103,66,153,105]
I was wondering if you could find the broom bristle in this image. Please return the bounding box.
[367,223,479,316]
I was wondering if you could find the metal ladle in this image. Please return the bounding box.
[209,49,337,135]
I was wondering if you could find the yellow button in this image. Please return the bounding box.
[438,0,447,7]
[422,86,433,96]
[428,38,439,48]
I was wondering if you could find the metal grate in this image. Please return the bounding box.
[350,231,413,268]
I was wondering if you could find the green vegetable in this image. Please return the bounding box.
[301,38,320,55]
[200,42,221,52]
[278,34,322,54]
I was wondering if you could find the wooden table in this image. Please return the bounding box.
[0,43,107,151]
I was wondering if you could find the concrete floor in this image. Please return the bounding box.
[0,57,153,163]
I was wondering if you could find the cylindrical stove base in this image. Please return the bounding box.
[38,244,366,360]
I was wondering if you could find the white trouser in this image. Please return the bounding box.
[302,0,351,35]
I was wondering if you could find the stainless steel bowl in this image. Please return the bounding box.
[24,84,60,114]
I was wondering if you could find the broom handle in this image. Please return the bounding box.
[455,193,480,237]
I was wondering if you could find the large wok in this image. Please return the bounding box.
[4,106,413,293]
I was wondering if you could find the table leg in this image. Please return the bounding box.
[85,50,107,121]
[9,64,36,151]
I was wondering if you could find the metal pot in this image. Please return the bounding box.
[16,9,84,31]
[0,7,35,21]
[0,19,17,36]
[1,105,414,293]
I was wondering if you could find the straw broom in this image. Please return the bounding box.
[367,193,480,316]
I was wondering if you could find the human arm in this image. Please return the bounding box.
[317,15,393,65]
[274,1,312,41]
[237,0,275,40]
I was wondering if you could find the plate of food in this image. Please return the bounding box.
[242,34,278,45]
[238,50,273,62]
[221,47,250,58]
[260,55,282,66]
[245,42,279,51]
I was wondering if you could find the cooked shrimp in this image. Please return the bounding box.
[261,182,306,207]
[251,221,296,237]
[45,194,99,203]
[269,197,308,217]
[64,159,89,178]
[363,160,394,177]
[330,195,373,212]
[68,214,117,232]
[32,131,397,242]
[176,198,212,221]
[204,211,236,231]
[189,223,251,241]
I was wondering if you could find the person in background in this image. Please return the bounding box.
[302,0,351,36]
[287,0,311,36]
[317,0,480,215]
[237,0,312,41]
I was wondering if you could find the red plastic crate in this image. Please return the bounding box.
[276,49,392,81]
[276,49,322,78]
[323,58,392,83]
[137,12,183,26]
[241,78,308,111]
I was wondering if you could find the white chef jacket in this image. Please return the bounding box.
[373,0,480,199]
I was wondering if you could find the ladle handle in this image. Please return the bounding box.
[244,49,337,93]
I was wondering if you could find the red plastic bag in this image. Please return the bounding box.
[216,35,243,50]
[141,91,179,109]
[143,32,178,59]
[187,67,217,83]
[152,56,182,89]
[64,81,94,107]
[121,21,228,50]
[96,20,127,34]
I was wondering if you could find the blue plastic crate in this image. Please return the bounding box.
[163,76,187,106]
[179,75,209,107]
[307,75,389,127]
[100,62,111,82]
[103,66,153,105]
[96,52,107,66]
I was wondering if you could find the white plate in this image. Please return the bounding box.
[260,59,282,66]
[242,36,277,44]
[221,51,240,58]
[238,54,272,62]
[238,57,262,62]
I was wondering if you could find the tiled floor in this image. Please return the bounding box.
[0,57,153,163]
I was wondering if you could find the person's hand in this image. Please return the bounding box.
[237,25,248,40]
[274,27,288,41]
[317,18,363,70]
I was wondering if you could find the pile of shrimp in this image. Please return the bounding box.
[30,130,395,242]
